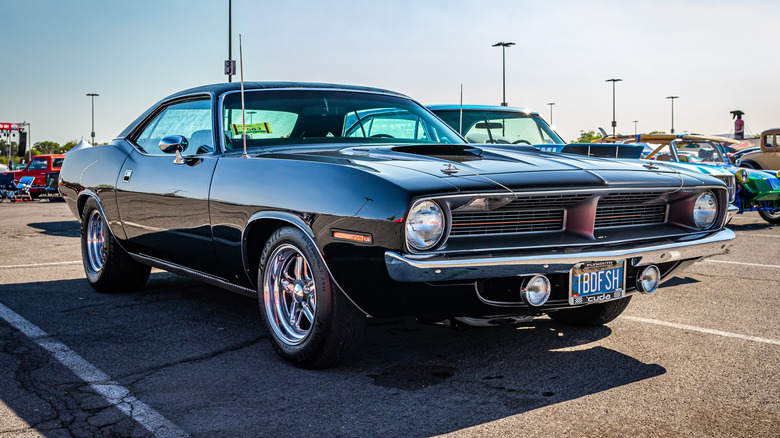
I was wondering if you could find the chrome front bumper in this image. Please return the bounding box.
[726,204,738,224]
[385,228,734,282]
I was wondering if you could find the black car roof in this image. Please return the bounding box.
[118,82,410,139]
[168,82,407,100]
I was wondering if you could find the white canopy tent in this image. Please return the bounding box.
[66,138,93,154]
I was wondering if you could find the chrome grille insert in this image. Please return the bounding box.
[450,210,564,236]
[596,192,668,228]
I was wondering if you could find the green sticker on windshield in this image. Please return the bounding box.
[231,122,272,135]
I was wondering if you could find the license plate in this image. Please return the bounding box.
[569,261,626,305]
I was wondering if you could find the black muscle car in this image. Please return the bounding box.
[59,82,734,368]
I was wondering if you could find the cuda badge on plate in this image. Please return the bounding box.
[441,163,460,175]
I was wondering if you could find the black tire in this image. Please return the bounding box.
[548,296,632,326]
[80,198,150,292]
[739,161,758,169]
[758,209,780,224]
[258,226,365,368]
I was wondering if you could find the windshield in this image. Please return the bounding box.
[432,109,564,146]
[221,90,462,151]
[672,141,729,164]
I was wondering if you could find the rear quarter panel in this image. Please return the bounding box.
[59,141,134,238]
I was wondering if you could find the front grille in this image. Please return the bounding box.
[501,193,592,209]
[598,191,667,205]
[446,190,673,237]
[595,204,667,228]
[450,209,564,236]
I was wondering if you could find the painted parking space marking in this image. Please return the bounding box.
[0,302,189,438]
[702,259,780,269]
[0,260,81,269]
[624,316,780,346]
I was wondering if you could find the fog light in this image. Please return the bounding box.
[636,265,661,294]
[520,275,551,307]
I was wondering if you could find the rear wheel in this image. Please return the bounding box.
[81,198,150,292]
[548,296,632,326]
[758,209,780,224]
[259,226,365,368]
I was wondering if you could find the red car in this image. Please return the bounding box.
[2,154,65,195]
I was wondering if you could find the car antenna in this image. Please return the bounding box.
[459,83,463,135]
[239,34,248,158]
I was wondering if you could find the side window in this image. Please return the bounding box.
[133,99,213,156]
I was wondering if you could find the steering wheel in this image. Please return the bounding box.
[487,139,511,144]
[370,134,394,138]
[512,140,532,145]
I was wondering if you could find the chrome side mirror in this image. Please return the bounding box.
[159,135,189,164]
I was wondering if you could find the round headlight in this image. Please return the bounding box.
[406,200,445,250]
[693,191,718,229]
[736,168,749,184]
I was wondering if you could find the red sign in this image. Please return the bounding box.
[0,123,19,130]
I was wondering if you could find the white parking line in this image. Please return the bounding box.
[624,316,780,346]
[702,259,780,269]
[0,261,81,269]
[0,302,189,438]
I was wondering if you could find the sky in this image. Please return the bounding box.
[1,0,778,147]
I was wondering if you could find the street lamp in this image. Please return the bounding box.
[547,102,555,125]
[605,78,622,137]
[666,96,679,134]
[633,120,638,136]
[493,42,515,106]
[86,93,99,145]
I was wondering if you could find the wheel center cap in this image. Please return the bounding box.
[293,282,305,303]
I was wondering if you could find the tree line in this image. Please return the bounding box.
[0,139,78,165]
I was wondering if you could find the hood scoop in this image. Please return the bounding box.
[391,144,484,161]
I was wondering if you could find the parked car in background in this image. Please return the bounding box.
[60,84,734,367]
[736,128,780,170]
[427,105,565,147]
[730,146,760,164]
[598,133,780,224]
[1,154,65,196]
[0,163,8,173]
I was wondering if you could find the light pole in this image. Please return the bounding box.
[547,102,555,125]
[633,120,638,136]
[666,96,679,134]
[86,93,99,145]
[605,78,622,137]
[228,0,233,83]
[493,42,515,106]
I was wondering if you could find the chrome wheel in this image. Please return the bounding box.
[263,244,317,345]
[86,210,106,273]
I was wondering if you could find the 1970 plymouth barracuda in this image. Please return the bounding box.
[60,83,734,367]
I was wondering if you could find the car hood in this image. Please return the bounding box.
[255,143,720,193]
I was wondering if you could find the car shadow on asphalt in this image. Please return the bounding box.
[661,276,700,287]
[27,220,80,238]
[727,222,779,232]
[0,273,666,437]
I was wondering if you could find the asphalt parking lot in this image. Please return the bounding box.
[0,200,778,437]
